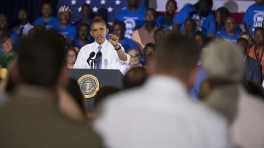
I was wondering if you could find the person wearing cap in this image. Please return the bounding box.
[55,5,77,46]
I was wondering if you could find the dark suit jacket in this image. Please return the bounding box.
[245,56,262,84]
[0,85,101,148]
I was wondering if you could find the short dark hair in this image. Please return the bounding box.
[91,19,107,29]
[143,43,156,58]
[156,33,200,81]
[237,37,248,45]
[18,30,65,87]
[42,2,53,8]
[113,21,126,31]
[194,31,208,47]
[78,23,90,31]
[0,34,11,44]
[94,86,120,108]
[146,8,156,16]
[123,67,147,89]
[254,27,264,34]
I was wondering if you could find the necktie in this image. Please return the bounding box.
[19,27,24,38]
[95,46,102,69]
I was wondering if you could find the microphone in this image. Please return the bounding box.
[87,52,95,66]
[94,52,102,60]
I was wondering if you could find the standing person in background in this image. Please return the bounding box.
[65,47,78,69]
[247,27,264,80]
[237,37,262,84]
[156,0,177,32]
[0,14,19,53]
[131,8,159,53]
[12,9,34,38]
[243,0,264,37]
[112,21,140,53]
[33,2,59,30]
[72,23,89,48]
[56,5,77,46]
[182,18,197,38]
[74,4,93,27]
[216,16,240,44]
[0,34,16,68]
[239,32,254,48]
[172,0,216,38]
[115,0,146,39]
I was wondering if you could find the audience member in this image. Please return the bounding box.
[94,86,120,109]
[243,0,264,36]
[132,8,159,52]
[194,31,208,51]
[73,23,89,48]
[120,48,145,75]
[237,37,262,84]
[0,30,101,147]
[156,0,177,32]
[142,43,156,65]
[183,18,197,38]
[65,47,78,69]
[73,19,129,69]
[202,40,264,148]
[123,66,147,89]
[239,32,253,48]
[27,25,47,36]
[0,34,16,68]
[56,5,77,46]
[248,27,264,80]
[93,33,231,148]
[153,29,166,45]
[216,16,240,44]
[74,4,93,27]
[0,14,19,53]
[33,2,59,30]
[173,0,216,37]
[215,7,241,34]
[12,9,34,38]
[112,21,140,53]
[115,0,146,38]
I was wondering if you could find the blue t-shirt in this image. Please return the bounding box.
[156,16,173,32]
[216,25,242,34]
[120,37,140,53]
[173,5,216,35]
[216,31,240,44]
[6,30,19,53]
[116,7,146,39]
[33,16,60,30]
[243,3,264,37]
[72,39,88,48]
[190,64,207,101]
[74,19,93,27]
[55,24,77,40]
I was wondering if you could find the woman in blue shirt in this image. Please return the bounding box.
[173,0,216,37]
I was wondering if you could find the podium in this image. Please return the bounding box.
[68,69,124,112]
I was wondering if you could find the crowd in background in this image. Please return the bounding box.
[0,0,264,147]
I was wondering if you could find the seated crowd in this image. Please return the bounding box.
[0,0,264,147]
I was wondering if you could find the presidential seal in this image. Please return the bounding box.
[77,74,100,98]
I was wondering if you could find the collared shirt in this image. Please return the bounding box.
[13,22,34,37]
[93,75,232,148]
[1,51,16,68]
[248,46,264,78]
[131,25,159,51]
[73,39,130,69]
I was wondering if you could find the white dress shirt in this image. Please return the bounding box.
[14,22,34,37]
[93,75,232,148]
[73,39,130,69]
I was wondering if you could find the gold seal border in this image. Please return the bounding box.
[77,74,100,99]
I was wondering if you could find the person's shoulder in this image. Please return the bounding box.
[33,17,43,23]
[182,5,195,11]
[68,24,77,30]
[51,16,59,21]
[137,7,146,12]
[247,3,259,11]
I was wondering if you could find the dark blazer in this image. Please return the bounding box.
[245,56,262,84]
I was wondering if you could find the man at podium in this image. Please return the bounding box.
[73,19,130,69]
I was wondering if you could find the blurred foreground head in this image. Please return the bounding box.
[202,41,244,83]
[156,33,201,88]
[17,30,65,87]
[123,67,147,89]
